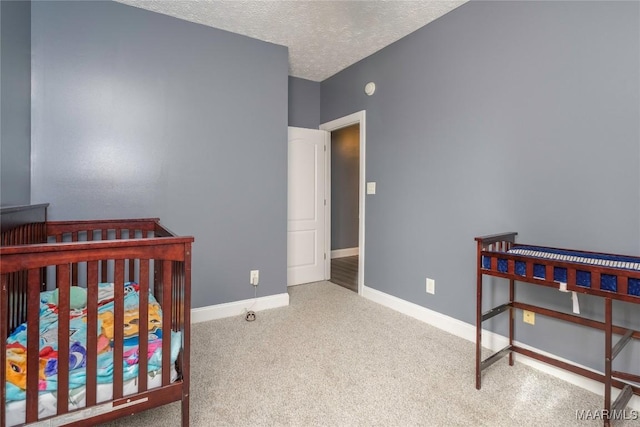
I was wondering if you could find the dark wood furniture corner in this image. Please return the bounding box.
[475,232,639,427]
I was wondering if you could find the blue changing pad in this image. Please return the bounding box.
[482,245,640,296]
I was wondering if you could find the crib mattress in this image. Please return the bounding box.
[5,367,177,427]
[482,245,640,296]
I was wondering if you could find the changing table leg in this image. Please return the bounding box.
[476,269,483,389]
[509,278,515,366]
[604,298,612,427]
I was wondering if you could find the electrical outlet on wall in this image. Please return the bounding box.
[250,270,259,286]
[523,310,535,325]
[426,278,435,294]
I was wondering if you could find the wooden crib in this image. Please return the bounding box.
[1,204,193,427]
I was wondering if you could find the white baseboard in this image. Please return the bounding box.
[191,292,289,323]
[362,284,475,340]
[361,285,640,411]
[331,247,359,258]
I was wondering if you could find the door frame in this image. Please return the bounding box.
[319,110,366,295]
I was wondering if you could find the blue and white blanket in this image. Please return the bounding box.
[5,282,181,402]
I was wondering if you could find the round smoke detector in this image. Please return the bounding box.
[364,82,376,96]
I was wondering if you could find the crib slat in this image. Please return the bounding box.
[7,272,14,332]
[86,261,99,407]
[10,272,16,331]
[173,265,178,334]
[113,260,125,399]
[127,232,135,281]
[154,260,163,303]
[138,259,149,393]
[1,275,7,427]
[72,264,78,288]
[23,270,29,325]
[162,260,172,386]
[20,270,27,328]
[40,266,46,292]
[71,232,79,285]
[26,269,40,423]
[16,271,21,329]
[174,261,185,331]
[101,230,108,282]
[57,264,71,415]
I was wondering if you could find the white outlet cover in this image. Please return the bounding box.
[366,182,376,194]
[250,270,259,285]
[426,278,435,294]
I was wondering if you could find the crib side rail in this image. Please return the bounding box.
[45,219,176,286]
[46,218,160,241]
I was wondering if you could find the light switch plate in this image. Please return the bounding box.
[426,278,435,294]
[366,182,376,195]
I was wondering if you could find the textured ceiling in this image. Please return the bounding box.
[116,0,467,81]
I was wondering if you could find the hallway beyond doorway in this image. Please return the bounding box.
[330,255,358,292]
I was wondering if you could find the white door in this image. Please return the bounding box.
[287,127,328,286]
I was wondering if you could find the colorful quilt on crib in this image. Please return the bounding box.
[5,282,181,402]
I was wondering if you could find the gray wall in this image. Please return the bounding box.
[321,1,640,372]
[288,76,320,128]
[331,124,359,250]
[1,0,31,207]
[30,1,289,308]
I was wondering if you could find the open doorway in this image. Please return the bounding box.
[329,124,359,292]
[320,110,366,295]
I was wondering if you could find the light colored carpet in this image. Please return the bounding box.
[102,281,618,426]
